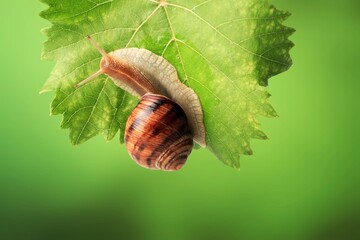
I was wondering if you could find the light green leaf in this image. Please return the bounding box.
[40,0,294,169]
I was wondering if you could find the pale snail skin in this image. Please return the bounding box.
[75,36,206,170]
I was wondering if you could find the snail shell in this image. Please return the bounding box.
[125,93,193,171]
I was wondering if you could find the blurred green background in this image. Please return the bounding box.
[1,0,359,239]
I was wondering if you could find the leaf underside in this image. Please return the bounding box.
[40,0,294,169]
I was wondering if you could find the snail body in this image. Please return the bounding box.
[76,36,205,171]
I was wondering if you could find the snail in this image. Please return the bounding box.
[75,36,206,171]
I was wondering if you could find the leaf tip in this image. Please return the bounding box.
[70,138,80,147]
[231,158,241,170]
[39,88,51,95]
[105,137,112,144]
[274,113,280,118]
[40,49,50,61]
[283,10,292,20]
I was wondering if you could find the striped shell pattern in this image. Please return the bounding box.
[125,93,193,171]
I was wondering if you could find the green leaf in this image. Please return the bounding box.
[40,0,294,169]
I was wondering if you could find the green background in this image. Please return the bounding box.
[1,0,359,239]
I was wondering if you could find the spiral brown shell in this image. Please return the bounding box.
[124,93,193,171]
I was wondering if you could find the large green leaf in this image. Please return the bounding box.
[40,0,294,169]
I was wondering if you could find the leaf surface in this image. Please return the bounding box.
[40,0,294,168]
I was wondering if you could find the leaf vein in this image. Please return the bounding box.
[176,39,261,106]
[67,0,113,19]
[166,2,290,66]
[125,5,161,48]
[75,79,108,145]
[163,6,190,86]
